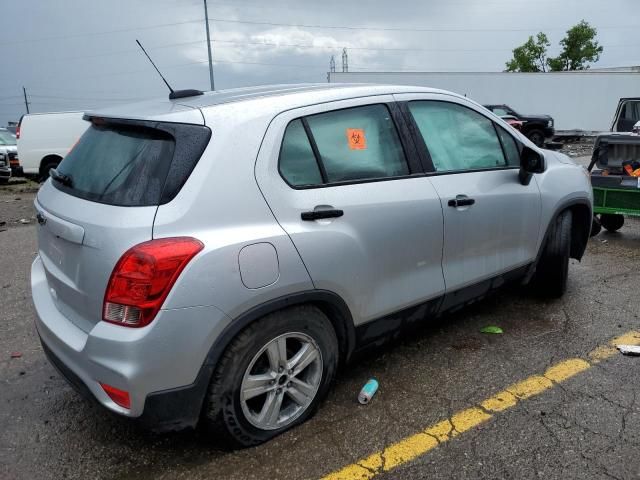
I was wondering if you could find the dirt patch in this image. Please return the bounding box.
[558,137,594,158]
[0,179,40,230]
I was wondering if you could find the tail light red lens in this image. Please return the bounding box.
[103,237,204,328]
[100,383,131,409]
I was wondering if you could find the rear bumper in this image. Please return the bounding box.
[544,126,555,138]
[0,166,10,179]
[31,255,230,429]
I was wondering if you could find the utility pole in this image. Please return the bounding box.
[342,48,348,73]
[22,86,30,114]
[203,0,215,91]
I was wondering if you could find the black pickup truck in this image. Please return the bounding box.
[483,104,555,147]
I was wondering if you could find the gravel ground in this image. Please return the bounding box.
[4,152,640,480]
[558,138,595,159]
[0,179,38,230]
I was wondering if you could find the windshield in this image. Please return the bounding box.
[0,130,16,146]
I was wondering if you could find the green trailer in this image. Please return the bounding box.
[589,133,640,235]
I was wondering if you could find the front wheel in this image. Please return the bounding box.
[202,305,338,447]
[534,210,572,298]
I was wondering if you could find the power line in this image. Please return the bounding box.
[0,18,205,47]
[206,17,640,33]
[1,14,638,48]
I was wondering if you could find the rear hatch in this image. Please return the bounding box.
[35,115,210,332]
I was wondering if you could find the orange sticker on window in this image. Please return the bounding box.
[346,128,367,150]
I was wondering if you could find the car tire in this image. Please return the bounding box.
[527,129,545,147]
[600,213,624,232]
[202,305,339,448]
[534,210,572,298]
[0,178,8,185]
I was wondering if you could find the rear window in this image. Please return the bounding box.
[54,120,210,206]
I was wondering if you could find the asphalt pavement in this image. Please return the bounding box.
[2,193,640,480]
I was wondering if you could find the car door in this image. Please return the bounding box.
[255,96,445,326]
[613,100,640,132]
[395,93,541,293]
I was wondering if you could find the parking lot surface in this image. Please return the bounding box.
[2,185,640,480]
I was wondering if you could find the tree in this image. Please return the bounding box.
[505,33,550,72]
[548,20,603,71]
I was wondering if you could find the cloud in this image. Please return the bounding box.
[0,0,637,124]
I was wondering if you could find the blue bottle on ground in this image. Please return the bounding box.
[358,378,379,404]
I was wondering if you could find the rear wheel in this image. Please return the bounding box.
[202,305,338,447]
[527,129,545,147]
[534,210,572,298]
[600,213,624,232]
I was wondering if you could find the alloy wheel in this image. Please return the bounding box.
[240,332,323,430]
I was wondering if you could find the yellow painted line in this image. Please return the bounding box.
[321,330,640,480]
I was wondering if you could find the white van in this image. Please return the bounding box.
[17,112,89,178]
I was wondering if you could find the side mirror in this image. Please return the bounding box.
[519,146,545,185]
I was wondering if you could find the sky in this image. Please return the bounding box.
[0,0,638,125]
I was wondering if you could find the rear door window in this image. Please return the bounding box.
[278,104,409,187]
[279,119,323,187]
[306,104,409,183]
[54,120,209,206]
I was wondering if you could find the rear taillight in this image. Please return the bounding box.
[103,237,203,328]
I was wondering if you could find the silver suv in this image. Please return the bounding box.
[31,84,592,446]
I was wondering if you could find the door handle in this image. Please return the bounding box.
[448,197,475,208]
[301,208,344,221]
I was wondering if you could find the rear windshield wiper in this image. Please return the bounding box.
[50,168,73,187]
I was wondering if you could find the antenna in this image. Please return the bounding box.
[135,40,204,100]
[136,39,174,95]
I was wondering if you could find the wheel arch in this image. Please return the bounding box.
[138,290,356,433]
[538,198,592,262]
[204,290,356,370]
[39,154,63,176]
